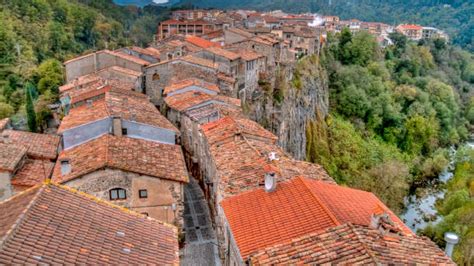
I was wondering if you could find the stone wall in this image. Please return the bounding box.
[0,172,12,201]
[63,168,185,229]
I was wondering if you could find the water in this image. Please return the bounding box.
[401,142,473,232]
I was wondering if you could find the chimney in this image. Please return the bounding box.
[112,116,123,137]
[60,159,71,176]
[1,132,10,144]
[444,232,459,258]
[264,171,277,192]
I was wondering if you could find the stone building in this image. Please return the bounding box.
[117,46,161,64]
[52,134,189,228]
[0,129,60,200]
[0,183,179,264]
[64,50,150,83]
[144,55,220,106]
[157,19,217,40]
[220,176,453,265]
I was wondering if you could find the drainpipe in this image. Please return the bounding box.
[444,232,459,258]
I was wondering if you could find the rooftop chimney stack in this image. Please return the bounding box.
[60,159,71,176]
[264,172,277,193]
[444,232,459,258]
[112,116,123,137]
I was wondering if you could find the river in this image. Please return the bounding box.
[401,141,474,232]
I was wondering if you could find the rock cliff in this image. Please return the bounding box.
[245,55,329,160]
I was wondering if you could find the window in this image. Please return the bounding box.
[139,189,148,199]
[141,212,149,216]
[110,188,126,200]
[122,128,128,135]
[152,73,160,81]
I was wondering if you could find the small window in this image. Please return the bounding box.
[139,189,148,199]
[152,73,160,81]
[141,212,149,216]
[122,128,128,135]
[110,188,126,200]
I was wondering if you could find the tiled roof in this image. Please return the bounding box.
[52,134,188,184]
[221,176,413,259]
[202,117,332,198]
[202,116,276,145]
[1,130,60,160]
[165,91,239,113]
[0,143,26,172]
[0,118,10,131]
[178,55,219,69]
[59,89,178,133]
[145,47,161,57]
[11,159,55,188]
[185,36,220,48]
[164,78,220,96]
[0,184,179,264]
[65,82,111,105]
[103,66,143,77]
[397,24,423,30]
[184,103,242,123]
[129,46,160,59]
[205,47,240,61]
[233,49,265,61]
[59,74,102,93]
[111,50,150,66]
[250,223,453,265]
[227,28,253,38]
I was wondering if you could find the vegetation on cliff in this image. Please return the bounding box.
[306,28,473,262]
[306,29,474,261]
[422,147,474,264]
[0,0,169,129]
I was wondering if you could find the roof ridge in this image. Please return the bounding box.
[347,223,379,264]
[0,185,45,248]
[298,177,341,226]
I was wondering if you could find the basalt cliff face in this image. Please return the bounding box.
[245,56,329,160]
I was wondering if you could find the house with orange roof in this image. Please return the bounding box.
[117,46,161,64]
[396,24,423,40]
[185,35,221,49]
[219,176,453,265]
[0,183,179,264]
[224,28,253,45]
[59,88,178,150]
[51,134,188,228]
[0,130,60,200]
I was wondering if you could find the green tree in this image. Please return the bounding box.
[0,102,14,119]
[25,82,37,132]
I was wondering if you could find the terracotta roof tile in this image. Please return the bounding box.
[397,24,423,30]
[205,47,240,61]
[165,91,239,113]
[145,47,161,57]
[129,46,161,59]
[102,66,143,77]
[178,55,219,69]
[233,49,265,61]
[164,78,220,96]
[59,89,178,133]
[184,103,242,123]
[59,74,102,93]
[0,184,179,264]
[1,130,60,160]
[111,50,150,66]
[227,28,253,38]
[0,143,26,172]
[185,36,220,48]
[251,223,453,265]
[201,116,332,198]
[11,159,54,187]
[221,177,417,260]
[221,177,339,258]
[52,134,188,184]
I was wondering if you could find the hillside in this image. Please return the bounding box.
[0,0,169,130]
[180,0,473,52]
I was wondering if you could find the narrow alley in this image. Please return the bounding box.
[180,177,221,266]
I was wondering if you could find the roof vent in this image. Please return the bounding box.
[268,152,279,161]
[116,231,125,237]
[32,255,42,261]
[444,232,459,258]
[60,159,71,176]
[86,99,93,108]
[122,248,131,254]
[264,172,277,193]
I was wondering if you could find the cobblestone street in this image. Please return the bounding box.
[180,177,220,266]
